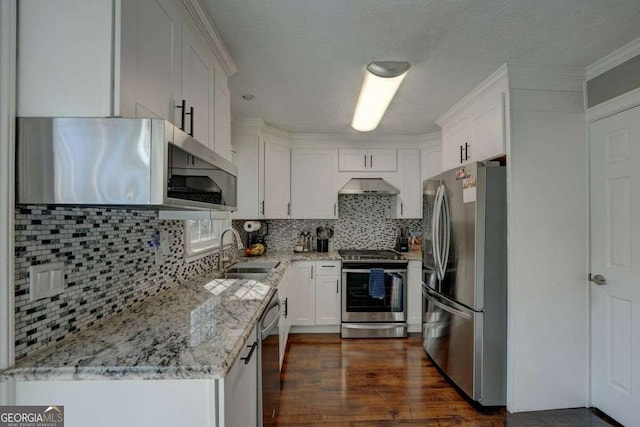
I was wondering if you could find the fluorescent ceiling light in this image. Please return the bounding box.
[351,62,411,132]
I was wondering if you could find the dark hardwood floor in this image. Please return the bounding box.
[275,334,614,426]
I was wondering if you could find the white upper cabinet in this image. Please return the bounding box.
[338,148,397,172]
[437,70,507,172]
[214,70,231,159]
[232,122,292,219]
[290,149,338,219]
[18,0,235,160]
[181,19,216,149]
[392,149,422,219]
[263,140,291,219]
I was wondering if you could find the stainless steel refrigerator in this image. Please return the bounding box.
[422,162,507,406]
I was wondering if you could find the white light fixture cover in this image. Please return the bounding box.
[351,62,411,132]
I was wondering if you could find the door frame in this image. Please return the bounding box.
[585,86,640,408]
[0,0,16,370]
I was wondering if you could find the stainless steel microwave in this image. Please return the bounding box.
[16,117,237,211]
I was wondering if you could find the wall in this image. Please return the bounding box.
[234,195,422,251]
[506,88,588,412]
[14,206,230,360]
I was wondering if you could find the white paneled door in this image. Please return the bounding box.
[590,105,640,427]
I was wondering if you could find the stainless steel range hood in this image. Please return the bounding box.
[338,178,400,196]
[16,117,237,211]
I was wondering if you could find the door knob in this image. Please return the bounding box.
[589,274,607,286]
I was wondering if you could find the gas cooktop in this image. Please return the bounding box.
[338,249,405,261]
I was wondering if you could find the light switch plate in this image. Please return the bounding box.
[29,262,65,301]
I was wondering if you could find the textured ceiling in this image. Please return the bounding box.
[203,0,640,135]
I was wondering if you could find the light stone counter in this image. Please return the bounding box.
[3,249,414,381]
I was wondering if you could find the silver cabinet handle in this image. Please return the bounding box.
[336,279,339,294]
[400,202,403,216]
[370,154,373,168]
[334,203,337,217]
[311,265,314,280]
[589,274,607,286]
[261,200,265,215]
[287,202,290,216]
[364,154,367,169]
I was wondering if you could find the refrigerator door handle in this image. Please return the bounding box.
[425,289,472,320]
[439,187,451,280]
[432,185,444,280]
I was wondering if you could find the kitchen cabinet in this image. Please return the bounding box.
[291,149,339,219]
[181,18,216,151]
[438,74,507,172]
[278,267,292,370]
[289,261,315,326]
[421,145,442,181]
[338,148,397,172]
[392,149,422,219]
[224,325,259,427]
[263,140,291,219]
[406,261,422,330]
[232,122,292,219]
[290,261,341,327]
[314,261,342,325]
[18,0,234,160]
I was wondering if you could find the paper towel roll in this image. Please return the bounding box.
[243,221,262,232]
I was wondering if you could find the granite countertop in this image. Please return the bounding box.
[3,249,416,382]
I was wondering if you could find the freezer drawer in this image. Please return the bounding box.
[422,286,482,402]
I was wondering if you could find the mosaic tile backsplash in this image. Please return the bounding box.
[14,206,234,360]
[234,195,423,251]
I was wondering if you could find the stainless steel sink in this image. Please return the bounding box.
[225,261,280,274]
[223,261,279,280]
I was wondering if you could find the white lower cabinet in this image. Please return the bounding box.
[223,325,259,427]
[290,261,341,327]
[278,267,292,370]
[407,261,422,331]
[315,262,341,325]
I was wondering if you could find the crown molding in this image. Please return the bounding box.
[419,131,442,149]
[586,36,640,81]
[436,64,508,127]
[292,132,422,144]
[182,0,238,76]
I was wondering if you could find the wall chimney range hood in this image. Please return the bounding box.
[338,178,400,196]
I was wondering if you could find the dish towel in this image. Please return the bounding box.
[369,268,385,300]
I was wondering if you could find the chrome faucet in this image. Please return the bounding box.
[217,227,244,272]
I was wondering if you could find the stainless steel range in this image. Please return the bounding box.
[339,249,408,338]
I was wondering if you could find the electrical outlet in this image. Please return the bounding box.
[30,263,65,301]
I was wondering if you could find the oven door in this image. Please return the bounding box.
[341,268,407,322]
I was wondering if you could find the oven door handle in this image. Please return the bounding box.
[342,269,408,274]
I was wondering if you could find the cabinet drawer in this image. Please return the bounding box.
[316,261,341,276]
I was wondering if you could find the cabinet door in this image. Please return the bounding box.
[214,66,231,160]
[368,149,397,172]
[182,21,215,150]
[470,91,505,163]
[290,262,315,326]
[395,149,422,219]
[407,261,422,326]
[291,149,338,219]
[224,326,258,427]
[231,133,261,219]
[279,268,291,370]
[338,149,368,172]
[441,116,470,172]
[315,275,341,325]
[263,141,291,219]
[120,0,183,122]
